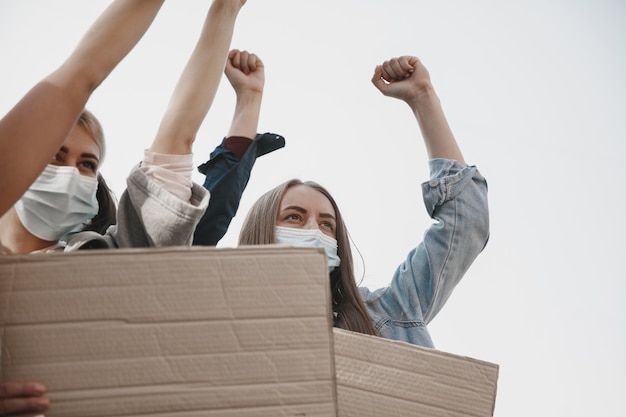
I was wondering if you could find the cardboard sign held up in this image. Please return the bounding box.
[0,246,336,417]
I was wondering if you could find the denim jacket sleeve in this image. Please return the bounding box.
[359,158,489,345]
[193,133,285,246]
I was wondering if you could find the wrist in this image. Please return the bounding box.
[407,82,438,110]
[236,90,263,105]
[208,0,244,18]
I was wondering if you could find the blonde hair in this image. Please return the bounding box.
[77,109,106,163]
[75,109,117,234]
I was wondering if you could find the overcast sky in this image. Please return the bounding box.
[1,1,625,416]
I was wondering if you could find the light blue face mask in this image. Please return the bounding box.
[15,164,99,241]
[274,226,341,272]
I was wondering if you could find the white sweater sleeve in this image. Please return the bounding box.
[140,149,193,202]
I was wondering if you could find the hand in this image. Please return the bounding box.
[0,382,49,417]
[225,49,264,96]
[371,55,433,105]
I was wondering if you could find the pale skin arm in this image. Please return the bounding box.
[371,56,466,165]
[150,0,247,155]
[224,49,265,139]
[0,0,166,217]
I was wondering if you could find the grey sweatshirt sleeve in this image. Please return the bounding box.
[107,164,210,248]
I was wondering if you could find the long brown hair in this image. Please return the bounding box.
[239,179,377,336]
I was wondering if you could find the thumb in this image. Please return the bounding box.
[370,65,387,94]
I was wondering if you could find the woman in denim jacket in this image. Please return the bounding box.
[233,55,490,347]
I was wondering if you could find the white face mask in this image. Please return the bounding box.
[15,164,99,241]
[274,225,341,272]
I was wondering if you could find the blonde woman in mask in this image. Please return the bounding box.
[235,54,490,346]
[0,0,248,254]
[0,0,166,219]
[0,0,249,415]
[0,1,165,412]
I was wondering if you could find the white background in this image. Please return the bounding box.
[1,1,625,416]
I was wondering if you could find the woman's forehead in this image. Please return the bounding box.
[281,185,335,213]
[62,123,101,159]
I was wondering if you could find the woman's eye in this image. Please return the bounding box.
[81,161,97,172]
[320,221,334,231]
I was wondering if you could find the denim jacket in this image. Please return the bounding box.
[194,141,488,348]
[359,159,489,348]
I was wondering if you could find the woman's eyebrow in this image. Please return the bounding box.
[280,206,336,221]
[81,152,100,162]
[58,146,100,162]
[280,205,307,213]
[319,213,336,221]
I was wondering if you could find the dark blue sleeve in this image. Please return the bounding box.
[192,132,285,246]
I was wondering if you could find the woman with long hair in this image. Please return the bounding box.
[233,54,490,346]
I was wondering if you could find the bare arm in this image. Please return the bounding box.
[150,0,247,155]
[0,0,165,216]
[225,49,264,139]
[371,56,466,165]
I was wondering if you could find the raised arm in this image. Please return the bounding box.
[0,0,165,217]
[113,0,250,249]
[371,56,466,165]
[192,49,287,246]
[362,56,488,345]
[224,49,265,139]
[149,0,247,155]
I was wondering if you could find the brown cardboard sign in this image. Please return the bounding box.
[0,246,336,417]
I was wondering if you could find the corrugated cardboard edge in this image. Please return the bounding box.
[333,327,499,417]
